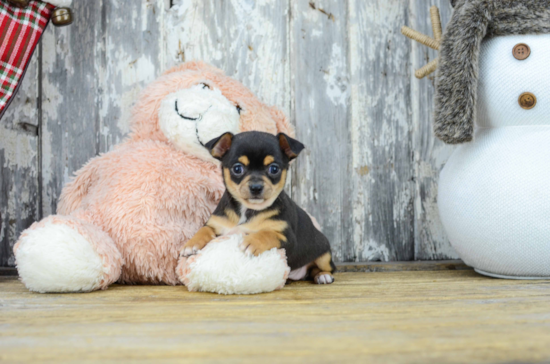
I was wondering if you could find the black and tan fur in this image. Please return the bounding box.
[181,131,336,284]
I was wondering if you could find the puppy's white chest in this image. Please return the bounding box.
[238,206,248,225]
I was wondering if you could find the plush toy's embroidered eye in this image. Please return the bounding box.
[232,163,244,176]
[236,105,242,115]
[201,83,210,89]
[268,164,280,175]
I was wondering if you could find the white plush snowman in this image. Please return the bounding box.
[433,0,550,278]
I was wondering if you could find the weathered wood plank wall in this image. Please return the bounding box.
[0,0,459,267]
[0,54,40,267]
[346,0,414,262]
[409,0,457,260]
[291,0,352,262]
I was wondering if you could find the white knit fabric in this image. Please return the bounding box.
[439,35,550,278]
[477,34,550,128]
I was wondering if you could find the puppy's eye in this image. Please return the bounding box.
[268,164,280,175]
[201,83,210,89]
[236,105,242,115]
[232,163,245,176]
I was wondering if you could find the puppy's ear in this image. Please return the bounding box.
[206,132,233,160]
[277,133,305,161]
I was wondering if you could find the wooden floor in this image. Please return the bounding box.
[1,270,550,363]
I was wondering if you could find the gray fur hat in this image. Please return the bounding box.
[435,0,550,144]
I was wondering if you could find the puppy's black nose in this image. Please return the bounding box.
[249,184,263,195]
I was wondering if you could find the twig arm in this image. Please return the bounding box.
[415,58,438,79]
[401,26,440,51]
[430,6,442,41]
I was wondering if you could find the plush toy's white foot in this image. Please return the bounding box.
[14,216,121,293]
[314,272,334,285]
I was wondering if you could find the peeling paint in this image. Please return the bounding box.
[0,55,40,266]
[323,43,349,106]
[291,0,350,262]
[356,165,369,176]
[346,0,416,262]
[168,0,289,109]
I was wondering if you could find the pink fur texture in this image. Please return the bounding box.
[14,61,294,290]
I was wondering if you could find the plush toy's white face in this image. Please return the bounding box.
[158,84,241,162]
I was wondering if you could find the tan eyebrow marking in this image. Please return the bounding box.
[238,156,250,166]
[264,155,275,165]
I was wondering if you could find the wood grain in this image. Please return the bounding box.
[409,0,458,260]
[1,271,550,363]
[0,53,40,267]
[348,0,414,262]
[97,0,167,153]
[337,259,470,272]
[167,0,290,114]
[290,0,352,262]
[40,1,104,216]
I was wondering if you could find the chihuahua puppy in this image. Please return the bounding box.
[180,131,335,284]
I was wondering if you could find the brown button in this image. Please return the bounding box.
[513,43,531,60]
[519,92,537,110]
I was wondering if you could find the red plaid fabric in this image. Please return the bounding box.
[0,0,54,118]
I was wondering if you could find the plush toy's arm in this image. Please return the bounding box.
[269,106,295,138]
[57,159,99,215]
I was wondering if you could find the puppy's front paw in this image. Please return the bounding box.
[239,233,279,256]
[314,272,334,285]
[180,244,202,257]
[180,227,215,257]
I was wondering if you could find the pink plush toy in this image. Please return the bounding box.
[13,61,293,293]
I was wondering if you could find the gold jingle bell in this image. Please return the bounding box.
[7,0,30,8]
[51,7,73,27]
